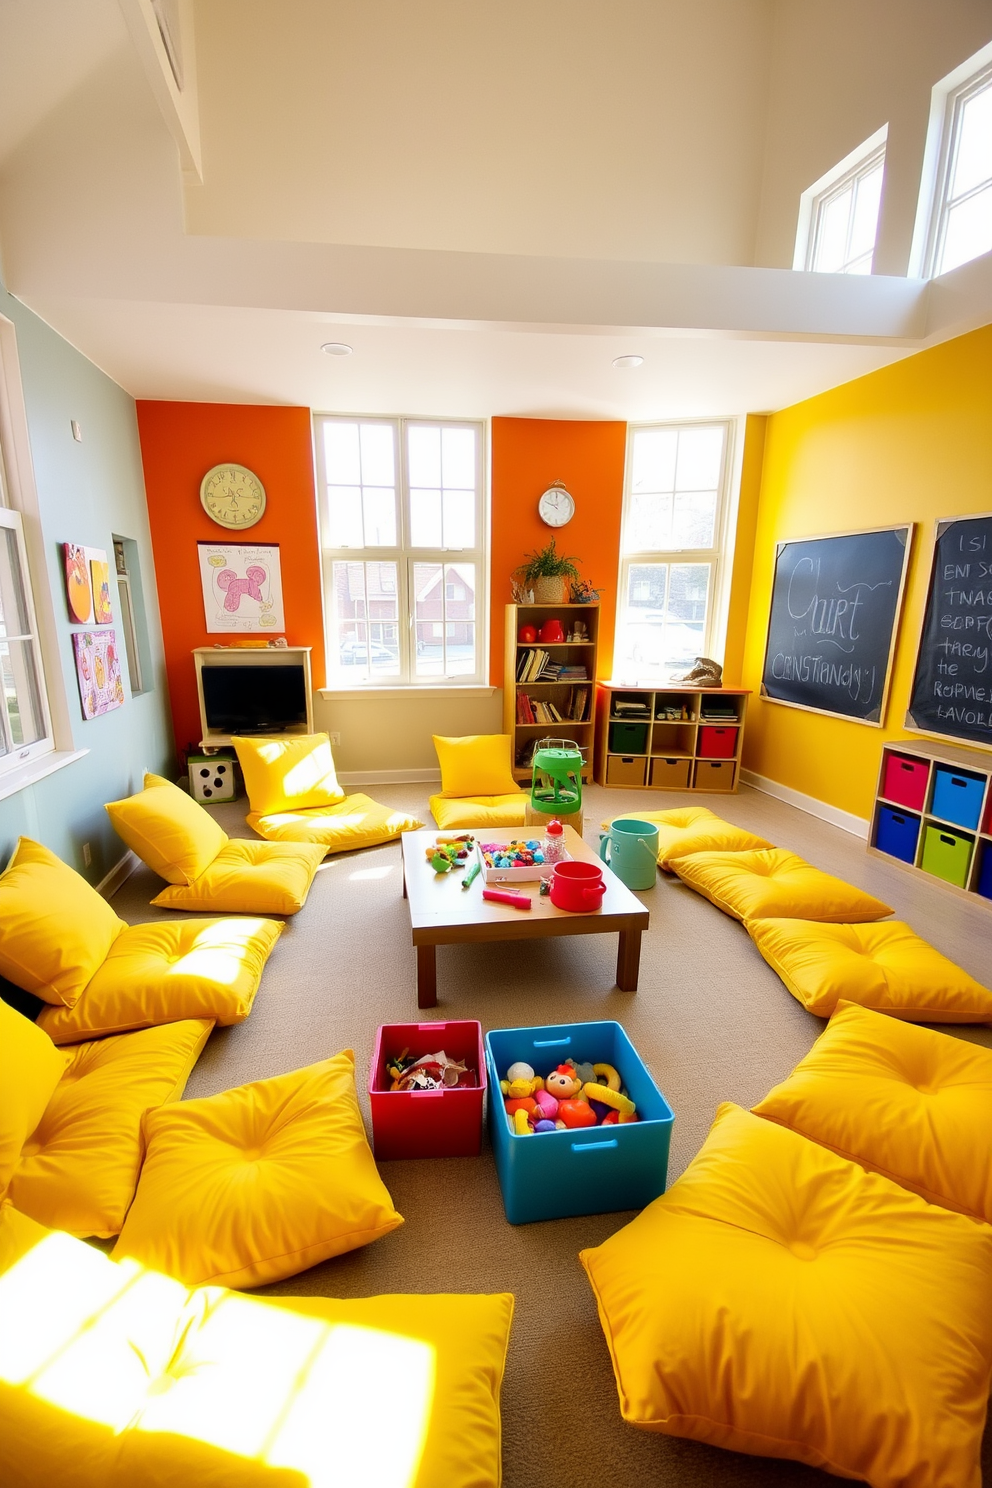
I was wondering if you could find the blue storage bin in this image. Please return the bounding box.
[485,1021,674,1225]
[932,766,986,831]
[978,847,992,902]
[875,805,920,865]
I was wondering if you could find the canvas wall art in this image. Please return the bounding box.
[63,543,92,622]
[198,542,285,633]
[90,551,114,624]
[73,630,124,719]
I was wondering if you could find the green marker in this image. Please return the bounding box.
[461,859,481,890]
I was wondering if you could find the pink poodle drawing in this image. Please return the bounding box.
[198,543,285,634]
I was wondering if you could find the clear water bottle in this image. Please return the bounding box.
[542,818,566,866]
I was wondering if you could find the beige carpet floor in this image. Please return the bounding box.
[112,781,992,1487]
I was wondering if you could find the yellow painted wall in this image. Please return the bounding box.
[741,322,992,822]
[723,414,766,687]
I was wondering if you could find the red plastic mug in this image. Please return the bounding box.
[549,860,606,911]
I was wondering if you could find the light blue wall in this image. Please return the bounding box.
[0,279,174,883]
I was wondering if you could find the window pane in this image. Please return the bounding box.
[675,427,724,491]
[326,486,363,548]
[1,639,45,748]
[362,487,396,547]
[939,184,992,274]
[628,491,672,551]
[815,185,853,272]
[442,488,475,548]
[616,562,712,678]
[413,560,476,678]
[330,561,400,679]
[359,424,395,488]
[323,422,361,485]
[0,527,32,637]
[441,427,475,488]
[414,561,443,676]
[410,488,443,547]
[951,84,992,200]
[408,426,441,488]
[672,491,717,548]
[849,162,883,259]
[631,428,676,493]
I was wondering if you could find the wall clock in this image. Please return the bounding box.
[200,464,267,529]
[538,482,575,528]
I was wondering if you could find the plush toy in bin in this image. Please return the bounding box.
[500,1058,638,1135]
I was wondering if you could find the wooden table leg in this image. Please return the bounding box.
[616,928,642,992]
[416,944,437,1008]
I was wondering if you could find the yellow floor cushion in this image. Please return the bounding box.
[0,838,124,1006]
[106,773,228,885]
[603,806,773,870]
[433,733,520,796]
[115,1050,403,1287]
[754,1001,992,1223]
[0,1001,69,1192]
[580,1102,992,1487]
[37,918,282,1044]
[8,1019,212,1239]
[745,916,992,1021]
[233,732,346,814]
[151,836,325,913]
[0,1203,514,1488]
[248,793,423,852]
[429,793,528,830]
[669,846,893,923]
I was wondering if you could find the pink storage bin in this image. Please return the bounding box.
[882,753,930,812]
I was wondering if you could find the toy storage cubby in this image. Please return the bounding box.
[503,603,600,784]
[868,737,992,911]
[594,683,749,793]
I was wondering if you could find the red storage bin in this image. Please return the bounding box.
[882,752,930,812]
[698,726,738,758]
[369,1020,486,1159]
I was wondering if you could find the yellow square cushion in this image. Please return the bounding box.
[433,734,519,797]
[0,1001,69,1193]
[754,1001,992,1224]
[603,806,773,871]
[0,838,124,1006]
[669,846,893,923]
[430,793,528,830]
[36,918,282,1044]
[150,836,325,913]
[248,793,423,852]
[115,1050,403,1288]
[745,917,992,1022]
[580,1102,992,1486]
[105,773,228,885]
[233,732,345,815]
[9,1019,212,1239]
[0,1203,513,1488]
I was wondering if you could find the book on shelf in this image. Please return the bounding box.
[565,684,590,722]
[516,692,535,724]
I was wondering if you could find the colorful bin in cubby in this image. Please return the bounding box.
[978,847,992,902]
[485,1020,674,1224]
[882,752,930,811]
[931,766,986,832]
[875,805,921,865]
[698,725,738,758]
[609,721,648,753]
[920,825,974,890]
[369,1020,486,1159]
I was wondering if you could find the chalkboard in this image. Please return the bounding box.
[761,526,911,724]
[907,512,992,750]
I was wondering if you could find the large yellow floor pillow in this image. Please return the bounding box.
[115,1051,403,1287]
[36,918,282,1043]
[604,806,773,870]
[669,847,893,923]
[580,1102,992,1486]
[0,838,124,1005]
[433,733,520,797]
[430,793,528,830]
[233,732,346,814]
[0,1001,68,1192]
[151,836,326,913]
[9,1019,212,1239]
[0,1203,513,1488]
[249,794,423,852]
[754,1002,992,1224]
[745,916,992,1021]
[106,773,228,885]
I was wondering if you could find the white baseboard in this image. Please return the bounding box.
[98,850,139,898]
[337,769,442,787]
[740,769,869,840]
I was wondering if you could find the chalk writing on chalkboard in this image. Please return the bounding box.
[761,526,912,725]
[907,512,992,750]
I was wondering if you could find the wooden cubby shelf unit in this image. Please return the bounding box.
[868,737,992,911]
[503,603,600,783]
[594,683,749,793]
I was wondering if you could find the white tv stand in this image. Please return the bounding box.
[194,646,314,751]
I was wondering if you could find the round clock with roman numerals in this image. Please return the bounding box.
[199,463,267,529]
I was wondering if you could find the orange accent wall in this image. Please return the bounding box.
[135,402,325,756]
[489,417,627,684]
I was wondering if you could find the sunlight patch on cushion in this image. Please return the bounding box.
[249,794,422,852]
[233,733,346,815]
[430,794,528,830]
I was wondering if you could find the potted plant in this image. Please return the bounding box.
[514,540,581,604]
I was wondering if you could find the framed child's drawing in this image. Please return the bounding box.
[73,630,124,719]
[198,542,285,633]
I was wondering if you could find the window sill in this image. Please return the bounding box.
[0,748,89,803]
[319,685,496,702]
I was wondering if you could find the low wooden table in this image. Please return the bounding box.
[401,826,650,1009]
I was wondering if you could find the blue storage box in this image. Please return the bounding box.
[485,1021,674,1225]
[978,847,992,902]
[875,805,920,865]
[932,766,986,831]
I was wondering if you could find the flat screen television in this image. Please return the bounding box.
[201,664,308,734]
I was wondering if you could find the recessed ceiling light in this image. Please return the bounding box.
[612,355,644,369]
[321,342,353,356]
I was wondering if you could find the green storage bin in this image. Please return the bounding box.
[920,824,974,889]
[609,720,648,753]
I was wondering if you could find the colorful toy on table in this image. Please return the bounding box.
[479,839,546,870]
[387,1046,477,1091]
[482,887,532,909]
[500,1059,638,1135]
[425,834,476,874]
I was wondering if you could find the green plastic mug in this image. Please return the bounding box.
[599,818,659,891]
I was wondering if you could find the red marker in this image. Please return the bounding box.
[482,887,532,910]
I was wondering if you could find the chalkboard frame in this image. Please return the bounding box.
[904,510,992,754]
[759,524,913,727]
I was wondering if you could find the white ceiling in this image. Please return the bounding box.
[0,0,990,419]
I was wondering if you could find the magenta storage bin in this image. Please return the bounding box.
[882,753,930,811]
[698,725,737,758]
[369,1020,486,1160]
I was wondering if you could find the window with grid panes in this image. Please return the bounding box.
[807,145,885,275]
[925,63,992,277]
[0,466,54,775]
[315,417,486,685]
[615,422,732,683]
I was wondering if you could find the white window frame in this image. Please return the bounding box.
[614,418,741,685]
[314,414,488,689]
[910,41,992,280]
[794,125,888,274]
